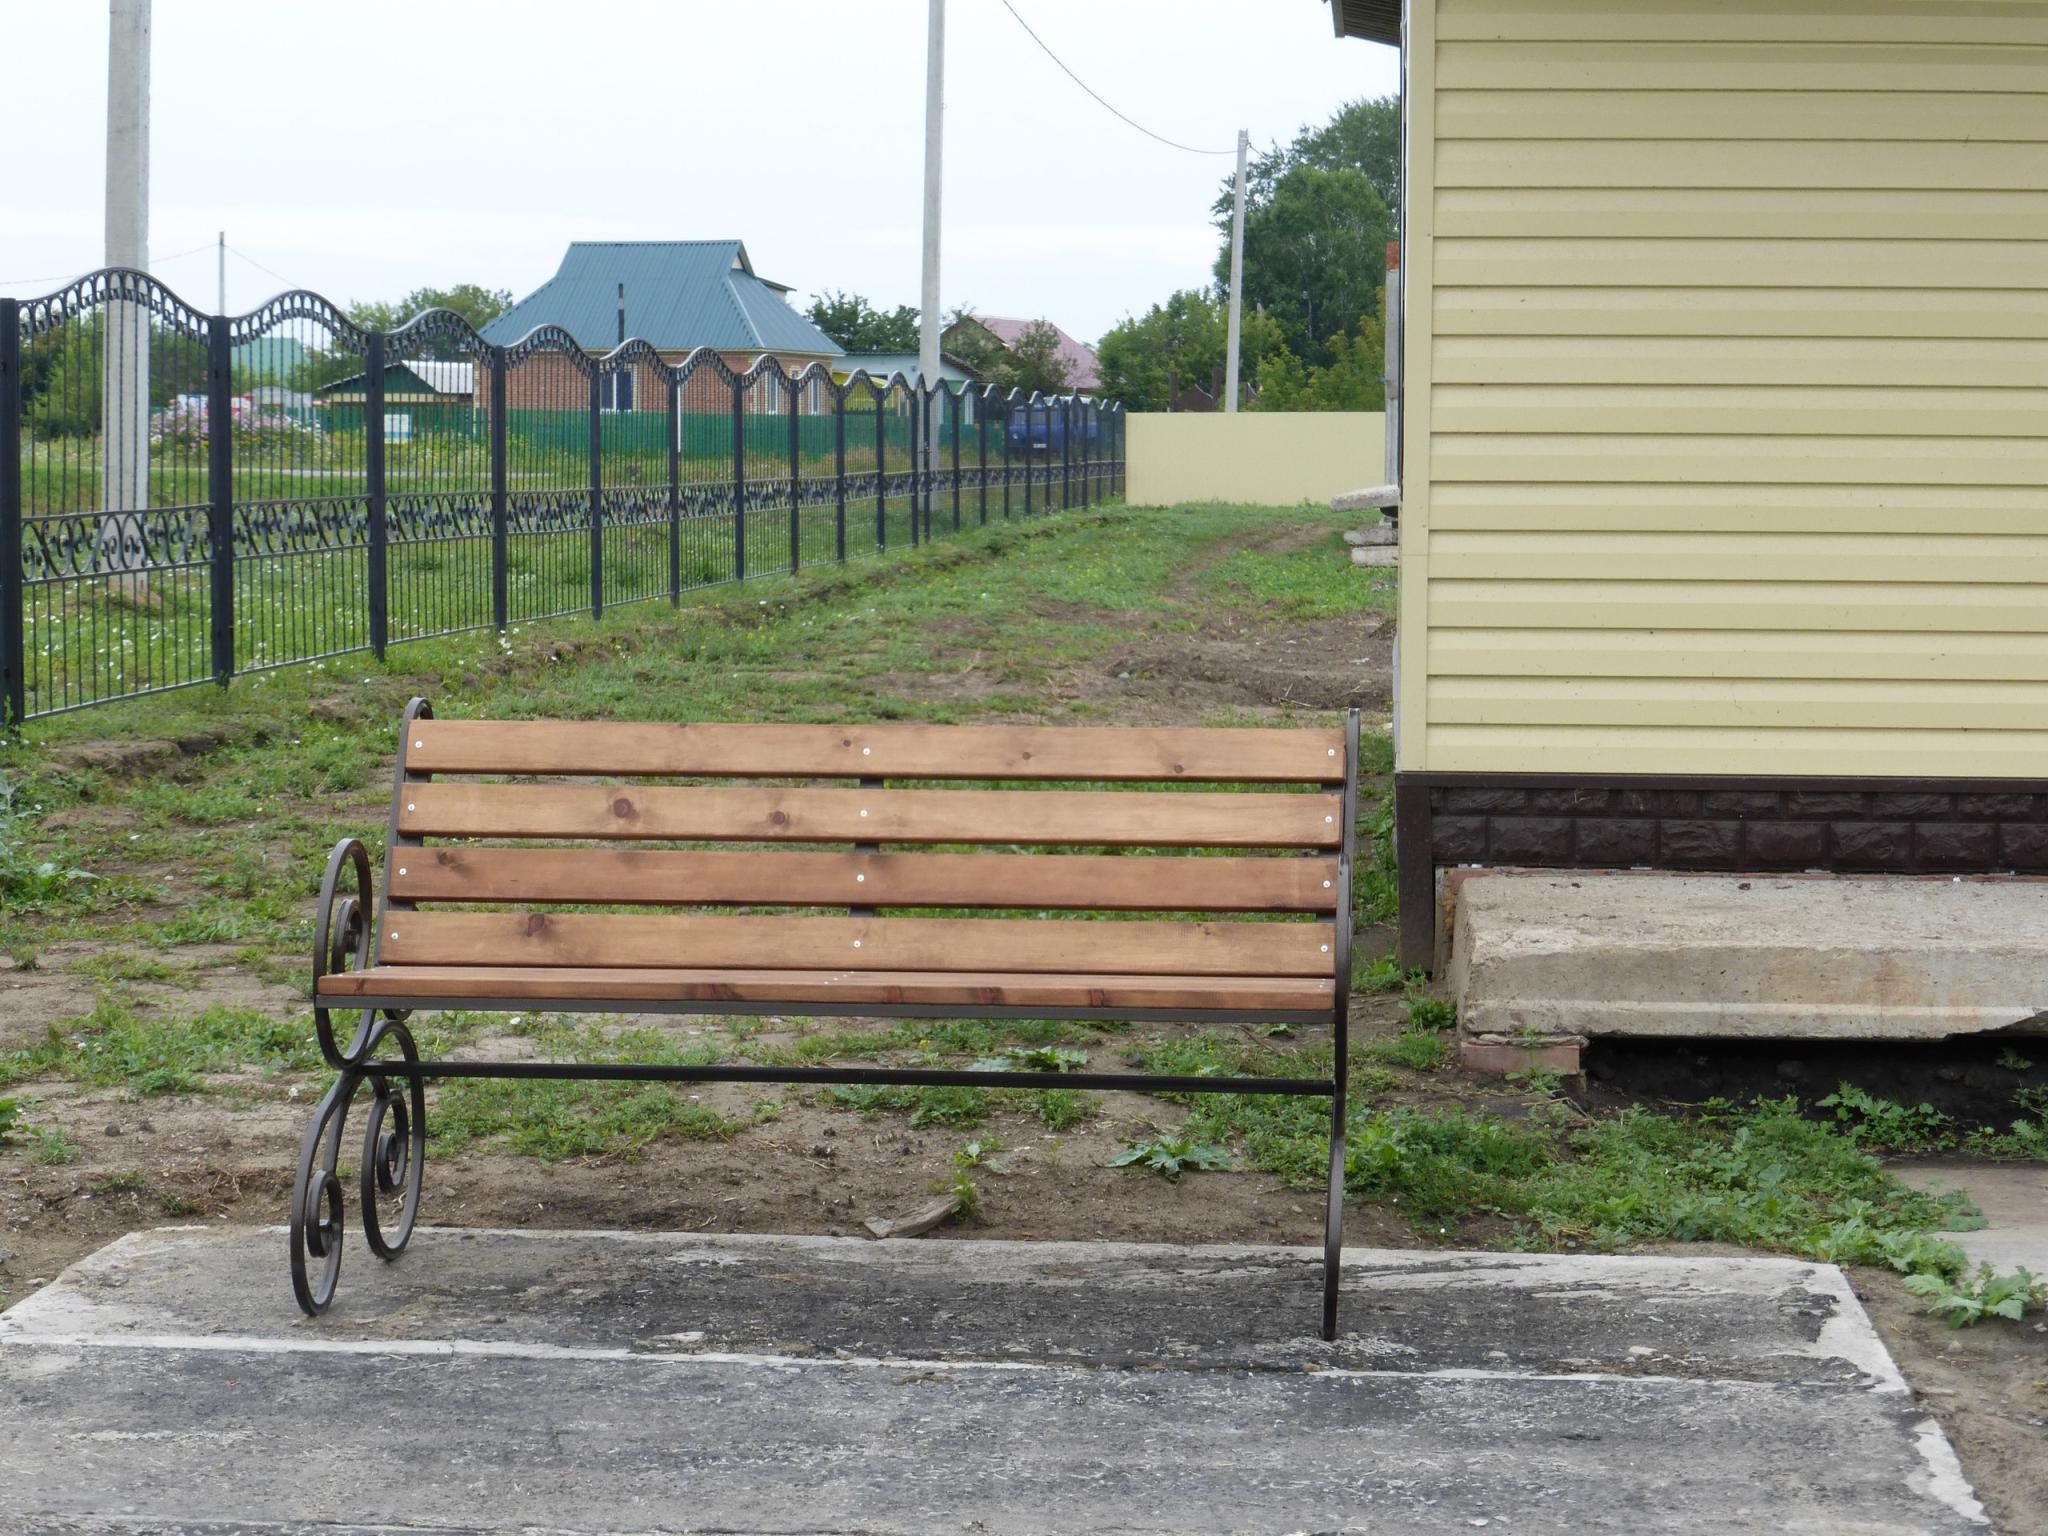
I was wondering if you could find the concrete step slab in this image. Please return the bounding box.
[1331,483,1400,512]
[1352,545,1398,567]
[1345,524,1397,547]
[0,1227,1986,1536]
[1451,872,2048,1043]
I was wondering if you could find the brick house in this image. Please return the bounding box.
[479,240,844,416]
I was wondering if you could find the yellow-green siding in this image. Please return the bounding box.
[1401,0,2048,777]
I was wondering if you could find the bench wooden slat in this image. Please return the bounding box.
[398,784,1343,849]
[406,719,1348,784]
[319,965,1336,1013]
[390,848,1341,913]
[376,912,1338,977]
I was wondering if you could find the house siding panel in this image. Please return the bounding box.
[1408,0,2048,778]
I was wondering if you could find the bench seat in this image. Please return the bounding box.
[291,702,1362,1337]
[316,965,1337,1015]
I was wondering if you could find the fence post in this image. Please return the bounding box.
[0,299,22,727]
[787,369,800,574]
[1001,393,1011,520]
[1024,400,1034,518]
[833,383,846,563]
[874,391,886,551]
[976,390,988,526]
[731,371,746,581]
[1064,397,1081,518]
[363,331,386,661]
[205,314,238,682]
[1082,400,1093,508]
[909,390,922,548]
[489,348,508,629]
[949,385,961,532]
[667,374,681,605]
[588,368,604,618]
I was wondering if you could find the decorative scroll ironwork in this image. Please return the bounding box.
[235,495,371,557]
[291,789,431,1313]
[21,506,211,580]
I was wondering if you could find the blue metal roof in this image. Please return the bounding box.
[481,240,843,357]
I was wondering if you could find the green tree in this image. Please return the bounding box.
[349,283,514,355]
[943,310,1012,386]
[1213,96,1400,226]
[1251,312,1386,412]
[805,290,919,352]
[943,312,1071,395]
[1096,290,1283,411]
[1004,319,1072,396]
[1219,165,1392,365]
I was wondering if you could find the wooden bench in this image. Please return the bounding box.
[295,699,1361,1336]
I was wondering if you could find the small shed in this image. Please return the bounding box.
[1328,2,2048,966]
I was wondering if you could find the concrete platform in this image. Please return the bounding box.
[1450,871,2048,1045]
[1900,1161,2048,1276]
[0,1225,1986,1534]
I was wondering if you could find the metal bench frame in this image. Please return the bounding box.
[292,699,1359,1337]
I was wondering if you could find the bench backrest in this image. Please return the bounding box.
[373,706,1356,987]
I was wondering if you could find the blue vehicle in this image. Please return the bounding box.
[1007,402,1099,454]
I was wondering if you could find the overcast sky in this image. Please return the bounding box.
[0,1,1397,343]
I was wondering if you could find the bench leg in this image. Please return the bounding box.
[1321,1088,1346,1342]
[288,1015,426,1317]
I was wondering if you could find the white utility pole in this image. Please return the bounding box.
[918,0,945,477]
[102,0,152,584]
[1223,128,1249,412]
[217,230,226,313]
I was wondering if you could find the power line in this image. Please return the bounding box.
[994,0,1235,157]
[225,243,307,294]
[1,242,237,290]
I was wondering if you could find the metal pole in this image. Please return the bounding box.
[364,332,386,660]
[949,385,960,532]
[874,391,886,551]
[732,373,746,580]
[918,0,945,476]
[207,314,235,681]
[1224,128,1248,412]
[588,368,603,617]
[833,383,846,563]
[0,300,23,727]
[489,349,508,628]
[976,389,987,525]
[787,369,800,574]
[667,373,681,603]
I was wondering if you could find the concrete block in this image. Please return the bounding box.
[1331,483,1399,512]
[1460,1037,1585,1077]
[1450,871,2048,1042]
[1351,545,1398,568]
[1344,524,1397,547]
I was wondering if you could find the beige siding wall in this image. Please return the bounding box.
[1126,412,1388,508]
[1404,0,2048,776]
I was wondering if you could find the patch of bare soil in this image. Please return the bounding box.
[1085,612,1392,722]
[0,1045,1442,1307]
[1855,1270,2048,1534]
[0,941,306,1053]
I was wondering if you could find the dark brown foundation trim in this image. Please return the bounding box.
[1392,771,2048,971]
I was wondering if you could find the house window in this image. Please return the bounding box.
[758,373,782,414]
[602,368,635,413]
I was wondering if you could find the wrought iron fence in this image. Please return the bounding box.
[0,268,1124,723]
